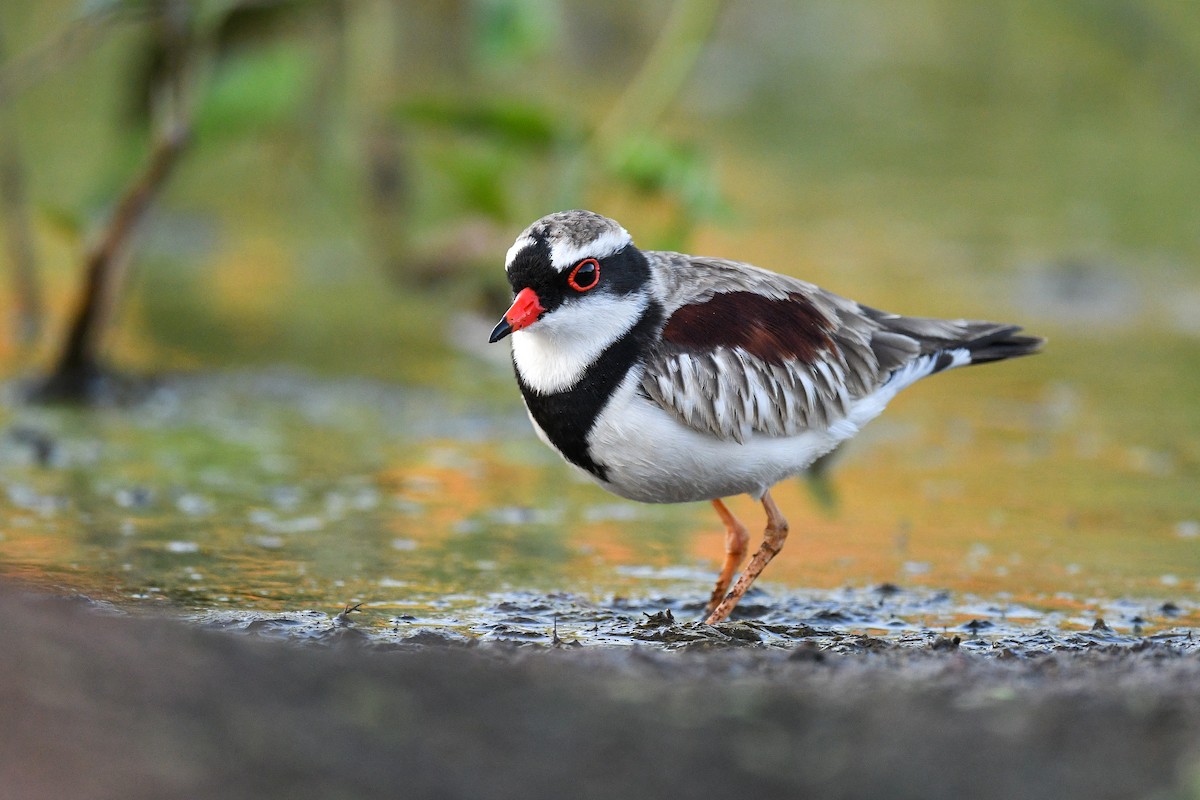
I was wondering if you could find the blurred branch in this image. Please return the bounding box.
[593,0,722,150]
[37,120,191,401]
[35,1,196,403]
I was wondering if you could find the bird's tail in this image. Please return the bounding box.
[869,310,1045,374]
[956,324,1045,366]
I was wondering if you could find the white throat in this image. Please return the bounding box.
[512,292,649,394]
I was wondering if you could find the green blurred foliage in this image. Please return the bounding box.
[397,97,566,151]
[0,0,1199,383]
[196,43,315,140]
[607,134,723,222]
[470,0,560,67]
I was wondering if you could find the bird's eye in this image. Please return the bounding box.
[567,258,600,292]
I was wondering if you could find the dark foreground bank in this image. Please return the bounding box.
[2,583,1199,800]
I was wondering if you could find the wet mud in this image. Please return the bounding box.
[193,584,1198,656]
[4,582,1199,800]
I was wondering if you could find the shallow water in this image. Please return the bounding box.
[0,361,1195,647]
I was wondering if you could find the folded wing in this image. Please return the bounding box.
[639,255,1042,442]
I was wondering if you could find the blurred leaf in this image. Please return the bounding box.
[607,133,725,218]
[431,147,512,221]
[397,97,570,150]
[608,133,689,192]
[195,42,312,140]
[470,0,559,67]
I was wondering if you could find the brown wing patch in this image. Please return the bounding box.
[661,292,835,365]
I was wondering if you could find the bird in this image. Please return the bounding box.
[489,210,1043,624]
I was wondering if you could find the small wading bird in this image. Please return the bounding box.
[489,210,1043,624]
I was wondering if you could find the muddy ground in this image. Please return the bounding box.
[3,582,1199,800]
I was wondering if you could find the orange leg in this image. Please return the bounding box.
[703,498,750,620]
[704,489,789,624]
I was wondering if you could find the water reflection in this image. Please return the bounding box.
[0,365,1196,639]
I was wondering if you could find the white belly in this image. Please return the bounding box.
[528,351,950,505]
[580,373,839,503]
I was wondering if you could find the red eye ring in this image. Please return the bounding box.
[567,258,601,292]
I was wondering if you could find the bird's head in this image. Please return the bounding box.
[489,210,652,344]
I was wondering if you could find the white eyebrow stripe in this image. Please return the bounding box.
[504,222,632,273]
[549,228,631,272]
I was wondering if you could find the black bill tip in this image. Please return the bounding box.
[488,318,513,343]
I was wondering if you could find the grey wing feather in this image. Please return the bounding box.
[639,252,1042,442]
